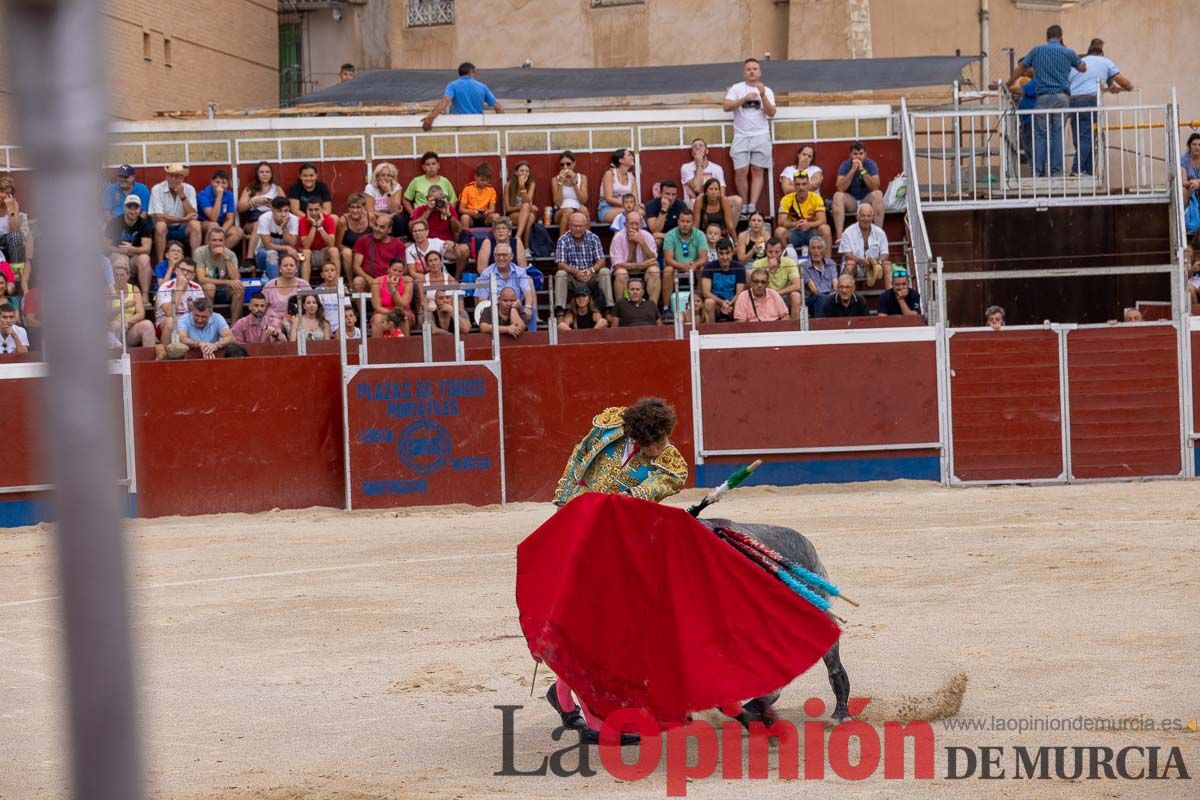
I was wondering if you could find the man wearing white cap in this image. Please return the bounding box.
[104,194,154,290]
[148,162,201,262]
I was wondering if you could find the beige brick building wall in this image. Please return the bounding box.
[0,0,278,145]
[391,0,789,70]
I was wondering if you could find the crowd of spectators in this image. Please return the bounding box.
[0,59,928,358]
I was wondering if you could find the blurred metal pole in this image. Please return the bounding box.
[5,1,144,800]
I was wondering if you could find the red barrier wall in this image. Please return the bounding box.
[1194,331,1200,435]
[500,340,695,503]
[0,375,51,489]
[0,368,127,490]
[698,338,938,452]
[949,329,1063,482]
[344,364,502,507]
[1066,326,1181,479]
[132,355,344,517]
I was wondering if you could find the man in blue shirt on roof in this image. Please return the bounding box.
[421,62,505,131]
[1008,25,1087,178]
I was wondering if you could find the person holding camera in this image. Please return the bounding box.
[722,58,776,220]
[412,185,469,270]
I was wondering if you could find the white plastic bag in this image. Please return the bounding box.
[883,173,908,213]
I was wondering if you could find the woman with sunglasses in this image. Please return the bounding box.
[551,151,589,233]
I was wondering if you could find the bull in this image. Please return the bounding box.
[700,518,852,722]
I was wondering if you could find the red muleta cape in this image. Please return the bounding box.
[516,493,840,728]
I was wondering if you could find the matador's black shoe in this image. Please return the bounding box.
[581,727,641,746]
[546,683,586,730]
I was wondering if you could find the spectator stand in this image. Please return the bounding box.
[339,274,505,510]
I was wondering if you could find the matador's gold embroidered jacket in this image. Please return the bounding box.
[553,406,689,506]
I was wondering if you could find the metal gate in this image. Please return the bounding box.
[945,321,1188,485]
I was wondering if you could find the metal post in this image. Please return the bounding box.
[337,279,352,511]
[489,273,500,362]
[420,281,433,364]
[952,81,963,199]
[673,271,683,339]
[935,258,953,485]
[6,2,144,800]
[1168,88,1196,478]
[358,293,369,365]
[120,286,128,356]
[452,288,464,364]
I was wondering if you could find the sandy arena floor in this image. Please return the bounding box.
[1,480,1198,799]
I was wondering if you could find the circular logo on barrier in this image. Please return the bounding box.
[397,419,452,475]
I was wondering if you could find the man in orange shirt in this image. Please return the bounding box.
[459,163,500,228]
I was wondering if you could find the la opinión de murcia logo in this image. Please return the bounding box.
[495,701,1191,796]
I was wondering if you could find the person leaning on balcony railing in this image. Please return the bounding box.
[421,62,505,132]
[424,289,471,336]
[1007,25,1087,178]
[1067,39,1133,177]
[175,296,234,360]
[231,292,286,345]
[559,284,609,332]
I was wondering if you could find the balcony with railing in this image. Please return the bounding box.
[904,95,1177,210]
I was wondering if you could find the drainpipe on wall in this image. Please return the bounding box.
[980,0,990,89]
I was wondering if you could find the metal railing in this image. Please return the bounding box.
[907,101,1173,209]
[899,97,935,320]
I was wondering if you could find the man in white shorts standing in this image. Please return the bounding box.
[723,58,776,220]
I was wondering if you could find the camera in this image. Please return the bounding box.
[433,198,446,209]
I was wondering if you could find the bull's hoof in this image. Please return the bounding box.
[831,706,851,722]
[738,699,778,728]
